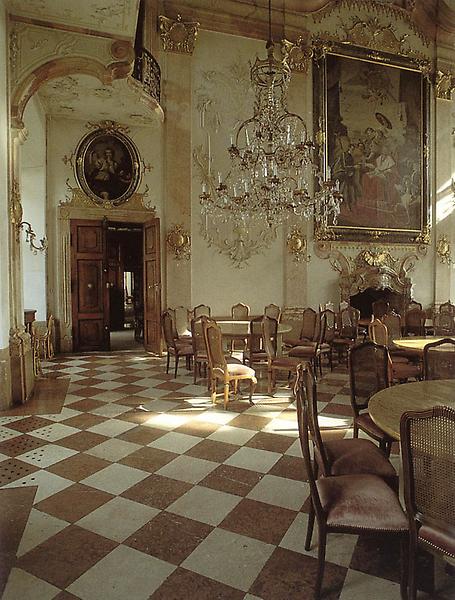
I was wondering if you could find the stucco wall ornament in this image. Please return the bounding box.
[281,34,313,73]
[286,227,310,263]
[436,236,453,265]
[435,70,455,100]
[159,14,199,54]
[341,17,408,55]
[166,225,191,261]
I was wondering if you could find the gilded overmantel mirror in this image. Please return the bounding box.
[314,42,431,244]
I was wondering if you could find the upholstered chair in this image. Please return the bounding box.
[262,315,301,395]
[193,304,211,318]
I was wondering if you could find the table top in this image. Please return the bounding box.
[393,336,455,351]
[369,379,455,440]
[216,320,291,336]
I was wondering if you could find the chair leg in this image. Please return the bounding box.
[407,536,417,600]
[305,500,315,551]
[174,354,179,378]
[210,378,217,404]
[315,525,327,600]
[223,382,229,410]
[166,352,170,374]
[400,536,409,600]
[268,368,273,395]
[249,379,255,405]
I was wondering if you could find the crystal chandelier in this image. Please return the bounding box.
[199,0,343,236]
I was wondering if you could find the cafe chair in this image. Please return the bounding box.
[382,312,421,363]
[262,315,301,395]
[349,341,394,457]
[173,305,192,338]
[423,337,455,380]
[264,303,281,321]
[281,307,305,347]
[243,316,268,369]
[406,299,423,313]
[288,313,327,378]
[319,309,336,371]
[162,310,193,377]
[295,364,409,600]
[332,306,360,364]
[202,316,256,409]
[404,307,426,337]
[285,307,318,347]
[191,316,209,385]
[372,298,390,319]
[231,302,250,319]
[439,300,455,316]
[193,304,211,318]
[433,312,455,336]
[400,406,455,600]
[33,314,55,361]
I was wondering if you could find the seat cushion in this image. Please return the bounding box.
[419,524,455,558]
[288,345,317,357]
[285,337,313,347]
[226,363,256,378]
[322,438,397,489]
[392,362,421,380]
[317,474,408,532]
[356,413,391,442]
[271,357,303,369]
[226,356,242,365]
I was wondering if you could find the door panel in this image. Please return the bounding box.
[71,220,109,352]
[143,219,161,353]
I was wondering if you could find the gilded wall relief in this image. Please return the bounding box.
[435,70,455,100]
[286,227,311,263]
[159,14,199,54]
[166,225,191,261]
[436,236,453,265]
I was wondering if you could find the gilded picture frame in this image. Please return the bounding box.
[313,43,430,243]
[75,128,141,206]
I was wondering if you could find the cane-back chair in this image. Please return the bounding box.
[264,303,281,321]
[405,307,426,337]
[372,298,390,319]
[423,338,455,380]
[243,316,267,368]
[332,306,360,364]
[401,406,455,600]
[295,364,408,599]
[288,313,327,377]
[433,312,455,336]
[202,316,256,409]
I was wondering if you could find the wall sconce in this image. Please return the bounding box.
[166,224,191,260]
[287,227,310,263]
[10,179,48,254]
[436,235,453,265]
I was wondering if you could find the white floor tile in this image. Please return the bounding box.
[167,485,241,525]
[87,419,136,438]
[339,569,402,599]
[2,568,59,600]
[247,474,309,511]
[17,444,78,468]
[208,425,256,446]
[156,455,218,484]
[148,432,202,454]
[28,423,80,442]
[0,426,22,442]
[85,438,142,462]
[81,463,149,495]
[224,447,281,473]
[17,508,69,556]
[5,469,73,502]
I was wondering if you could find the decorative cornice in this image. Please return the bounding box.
[158,14,199,54]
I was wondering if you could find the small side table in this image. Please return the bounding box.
[24,309,37,334]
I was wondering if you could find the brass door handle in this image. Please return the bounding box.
[87,283,94,289]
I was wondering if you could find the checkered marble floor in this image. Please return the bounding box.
[0,351,451,599]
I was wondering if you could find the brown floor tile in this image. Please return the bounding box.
[150,567,244,600]
[318,392,338,403]
[155,381,186,391]
[114,375,143,384]
[0,378,70,417]
[61,413,108,430]
[268,455,307,481]
[35,483,114,522]
[220,498,296,545]
[0,434,47,457]
[185,439,238,462]
[250,546,347,600]
[69,387,107,398]
[53,591,82,600]
[199,464,263,497]
[227,414,271,431]
[321,403,354,417]
[173,419,219,438]
[4,416,54,433]
[53,430,109,451]
[349,533,403,584]
[74,377,104,386]
[115,409,160,422]
[65,398,105,412]
[121,473,192,509]
[125,512,213,565]
[0,458,39,485]
[245,431,295,453]
[17,525,117,588]
[116,425,166,445]
[320,428,351,442]
[0,487,37,596]
[119,446,177,473]
[113,384,147,395]
[47,453,110,482]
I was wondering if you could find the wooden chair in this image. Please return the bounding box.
[372,298,390,319]
[264,303,281,321]
[284,307,317,347]
[439,300,455,316]
[193,304,211,318]
[243,316,267,369]
[173,305,191,338]
[288,313,327,377]
[202,316,256,409]
[33,315,55,361]
[262,315,302,395]
[400,406,455,600]
[319,309,336,371]
[423,338,455,380]
[162,310,193,377]
[191,316,209,384]
[281,307,305,347]
[332,306,359,364]
[406,299,423,313]
[433,312,455,336]
[405,307,426,337]
[349,341,394,456]
[383,312,421,363]
[295,364,408,600]
[231,302,250,319]
[369,319,421,382]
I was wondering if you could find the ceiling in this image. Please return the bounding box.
[5,0,140,40]
[37,74,161,127]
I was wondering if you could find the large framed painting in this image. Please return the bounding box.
[313,43,430,243]
[75,126,141,206]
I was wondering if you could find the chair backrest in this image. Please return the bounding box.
[315,312,327,349]
[372,299,390,319]
[434,312,455,336]
[406,299,422,313]
[295,364,325,523]
[349,341,390,414]
[320,309,336,343]
[405,307,426,336]
[264,303,281,321]
[193,304,211,318]
[439,301,455,316]
[162,310,176,348]
[338,306,360,339]
[382,312,402,342]
[202,316,226,372]
[248,316,264,353]
[301,307,318,340]
[231,302,250,320]
[262,315,278,360]
[281,307,305,344]
[174,306,190,337]
[191,316,206,357]
[368,318,389,346]
[423,338,455,380]
[400,406,455,535]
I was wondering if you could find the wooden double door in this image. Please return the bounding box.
[70,218,161,353]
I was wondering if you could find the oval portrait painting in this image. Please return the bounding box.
[75,128,141,205]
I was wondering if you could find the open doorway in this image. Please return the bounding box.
[106,223,143,351]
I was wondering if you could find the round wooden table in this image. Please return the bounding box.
[393,336,455,351]
[369,379,455,440]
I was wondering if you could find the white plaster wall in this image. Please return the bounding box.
[0,2,10,347]
[21,96,47,320]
